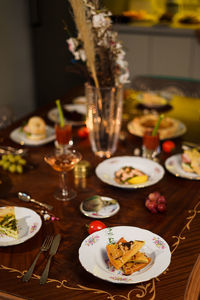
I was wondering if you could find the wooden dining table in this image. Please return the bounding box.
[0,86,200,300]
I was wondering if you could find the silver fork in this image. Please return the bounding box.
[22,235,54,282]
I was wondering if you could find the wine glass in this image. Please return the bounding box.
[44,148,82,201]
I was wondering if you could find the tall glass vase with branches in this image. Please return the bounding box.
[65,0,130,157]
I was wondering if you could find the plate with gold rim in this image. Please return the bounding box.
[10,126,55,146]
[95,156,165,189]
[80,196,120,219]
[127,117,187,140]
[79,226,171,284]
[165,154,200,180]
[0,206,42,247]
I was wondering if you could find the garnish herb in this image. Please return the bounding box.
[55,99,65,127]
[152,114,164,136]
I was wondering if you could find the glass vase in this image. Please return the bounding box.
[85,83,123,158]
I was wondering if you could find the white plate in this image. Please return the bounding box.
[47,103,86,125]
[80,196,120,219]
[79,226,171,284]
[0,206,42,246]
[95,156,165,189]
[136,91,172,108]
[165,154,200,180]
[10,126,55,146]
[127,118,187,141]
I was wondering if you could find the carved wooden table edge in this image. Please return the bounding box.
[1,199,200,300]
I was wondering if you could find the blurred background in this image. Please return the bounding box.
[0,0,200,123]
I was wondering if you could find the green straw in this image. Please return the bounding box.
[152,114,164,136]
[55,99,65,127]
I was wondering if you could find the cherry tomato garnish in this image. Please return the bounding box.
[77,126,89,138]
[87,220,106,235]
[162,140,175,153]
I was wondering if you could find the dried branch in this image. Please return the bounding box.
[69,0,99,88]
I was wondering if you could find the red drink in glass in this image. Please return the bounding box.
[143,130,159,150]
[143,130,160,159]
[55,123,72,145]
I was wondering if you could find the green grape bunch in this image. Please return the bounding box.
[0,154,27,174]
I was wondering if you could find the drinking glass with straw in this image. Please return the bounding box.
[142,114,164,160]
[55,99,72,149]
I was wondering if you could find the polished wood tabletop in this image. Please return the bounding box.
[0,87,200,300]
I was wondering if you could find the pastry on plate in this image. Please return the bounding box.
[23,116,46,141]
[122,248,151,275]
[181,148,200,175]
[106,237,151,275]
[130,114,179,140]
[106,238,145,270]
[0,206,18,239]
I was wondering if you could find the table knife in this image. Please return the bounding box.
[40,233,61,285]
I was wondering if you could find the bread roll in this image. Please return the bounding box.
[25,116,46,140]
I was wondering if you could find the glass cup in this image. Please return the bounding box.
[142,130,160,160]
[44,148,82,201]
[85,83,123,158]
[55,123,72,149]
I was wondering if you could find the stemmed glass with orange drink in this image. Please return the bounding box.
[44,147,82,201]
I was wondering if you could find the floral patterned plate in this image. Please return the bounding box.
[165,154,200,180]
[0,206,42,247]
[79,226,171,284]
[80,196,120,219]
[95,156,165,189]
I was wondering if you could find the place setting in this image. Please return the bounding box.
[79,226,171,284]
[0,203,61,286]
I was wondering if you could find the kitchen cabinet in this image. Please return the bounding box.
[114,24,200,81]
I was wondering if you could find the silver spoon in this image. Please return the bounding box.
[18,192,53,211]
[82,195,117,212]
